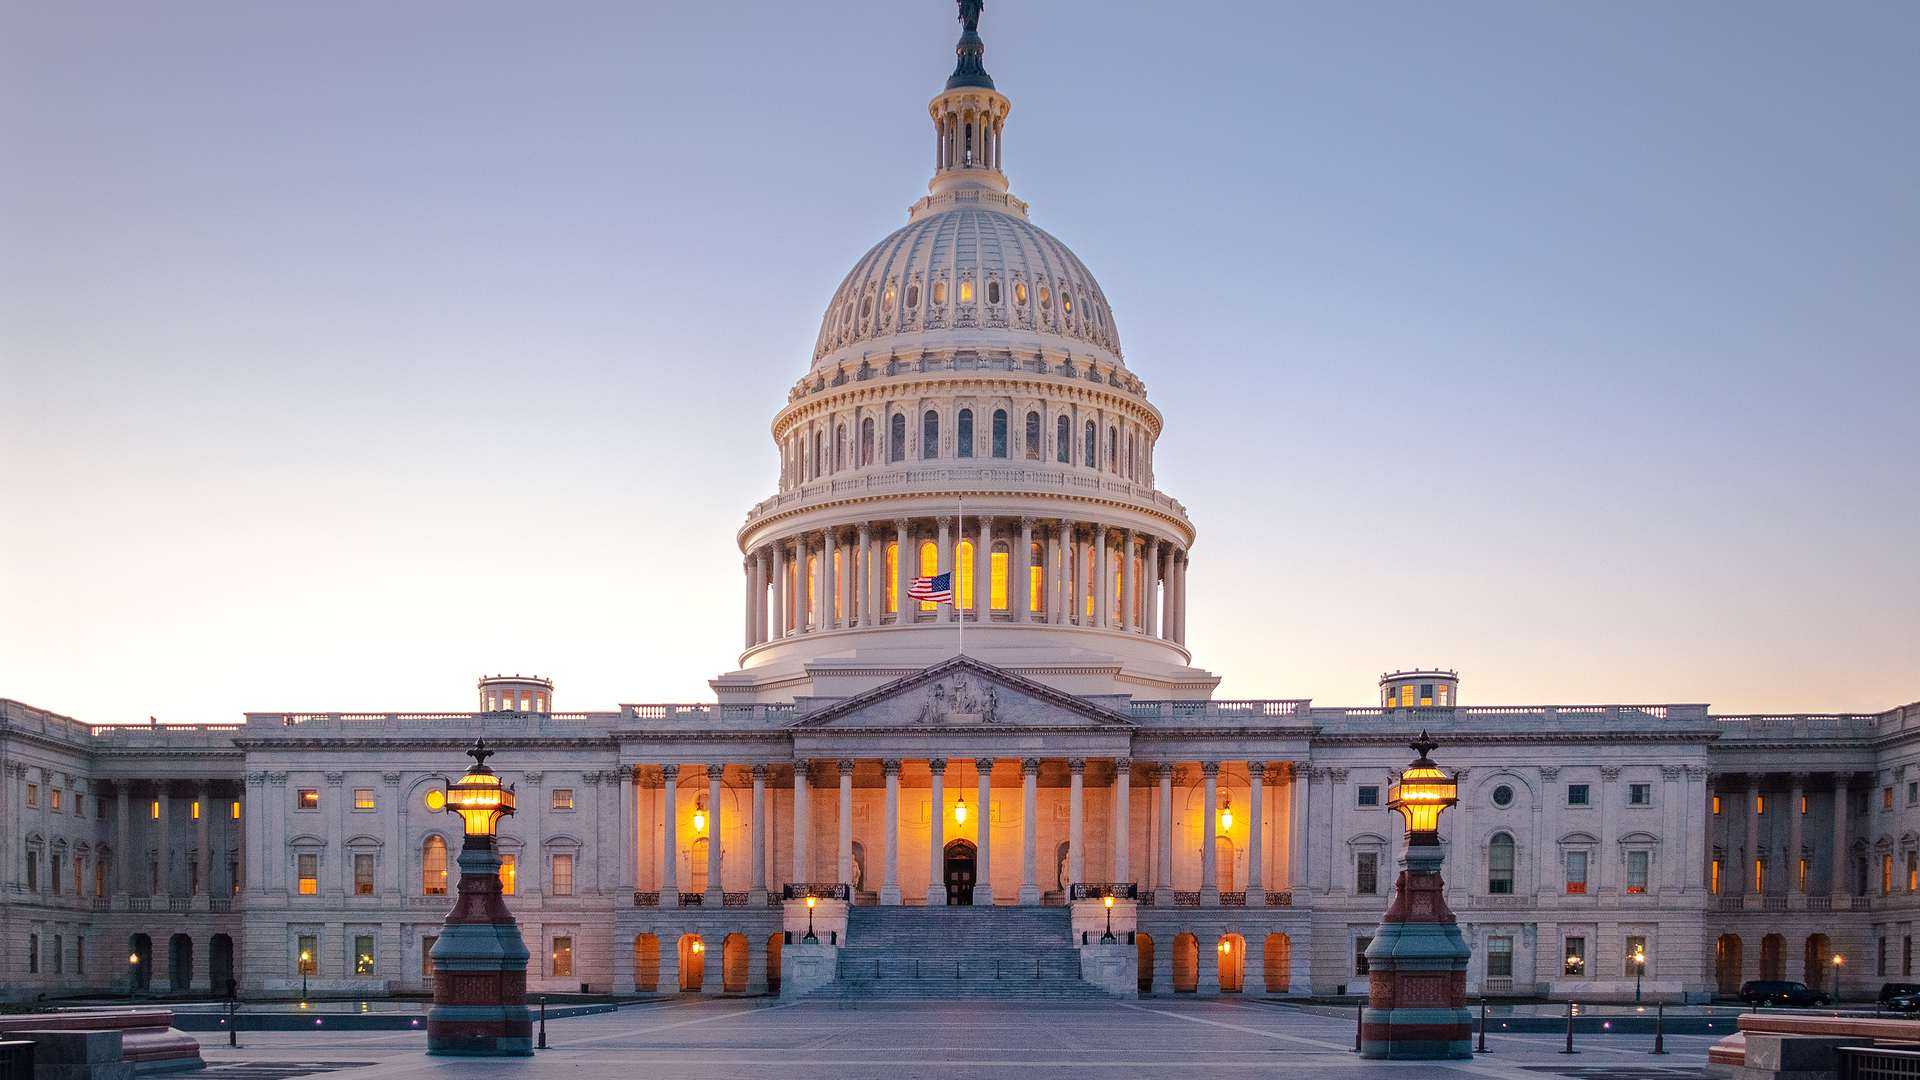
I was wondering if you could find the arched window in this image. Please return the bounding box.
[811,431,822,479]
[957,538,976,609]
[1107,427,1118,472]
[918,540,939,612]
[1029,541,1044,613]
[922,411,939,459]
[422,836,448,895]
[834,424,847,471]
[885,541,899,614]
[990,541,1009,610]
[1126,432,1136,479]
[806,554,819,626]
[1025,411,1041,460]
[1488,833,1515,895]
[1084,420,1096,468]
[957,409,974,458]
[860,417,874,466]
[889,413,906,462]
[690,838,709,892]
[991,409,1008,458]
[1056,415,1070,463]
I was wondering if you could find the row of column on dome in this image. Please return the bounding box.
[2,770,244,908]
[632,759,1296,907]
[743,517,1189,647]
[780,407,1152,492]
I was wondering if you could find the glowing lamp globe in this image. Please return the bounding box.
[953,795,968,825]
[1218,795,1233,832]
[442,739,517,839]
[1386,731,1457,844]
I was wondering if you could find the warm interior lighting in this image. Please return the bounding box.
[441,740,516,838]
[692,796,708,835]
[1218,939,1231,954]
[128,952,140,965]
[1386,731,1458,842]
[691,940,705,955]
[1218,795,1233,833]
[953,794,968,825]
[806,896,817,910]
[1104,895,1114,910]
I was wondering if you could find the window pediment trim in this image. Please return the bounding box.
[1558,831,1600,847]
[287,833,327,848]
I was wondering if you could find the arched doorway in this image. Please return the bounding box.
[1715,933,1744,996]
[169,934,194,991]
[633,934,660,992]
[721,934,749,993]
[1760,934,1785,980]
[1264,933,1291,993]
[1807,934,1833,992]
[678,934,704,992]
[766,933,782,995]
[1173,933,1199,993]
[210,934,235,997]
[1218,933,1246,993]
[1137,934,1155,993]
[129,934,152,992]
[943,839,977,906]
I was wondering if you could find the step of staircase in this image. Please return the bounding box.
[815,905,1117,1000]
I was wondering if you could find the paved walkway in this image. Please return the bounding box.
[200,998,1721,1079]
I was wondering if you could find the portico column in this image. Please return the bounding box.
[194,782,211,897]
[1050,520,1068,624]
[926,760,948,905]
[660,765,680,907]
[1119,530,1135,631]
[1247,762,1265,905]
[821,528,838,631]
[749,765,768,903]
[1788,772,1807,895]
[837,760,855,888]
[114,785,130,899]
[1744,776,1762,897]
[973,759,995,905]
[770,540,787,639]
[893,519,912,623]
[880,759,902,905]
[1832,774,1851,898]
[1067,760,1086,887]
[792,761,811,883]
[1019,758,1040,904]
[1016,517,1034,621]
[156,786,171,895]
[1113,759,1132,884]
[857,523,874,627]
[706,765,724,900]
[1093,524,1110,627]
[1156,765,1174,905]
[1200,762,1220,905]
[938,516,957,623]
[743,556,757,648]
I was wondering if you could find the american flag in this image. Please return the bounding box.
[907,571,953,604]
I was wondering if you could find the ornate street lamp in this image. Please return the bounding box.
[425,740,533,1057]
[804,895,819,943]
[1633,946,1647,1004]
[1101,894,1117,943]
[1360,731,1472,1060]
[128,951,140,1000]
[298,949,310,1003]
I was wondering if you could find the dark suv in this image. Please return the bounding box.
[1879,983,1920,1011]
[1740,980,1831,1007]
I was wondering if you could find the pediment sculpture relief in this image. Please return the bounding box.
[916,676,998,725]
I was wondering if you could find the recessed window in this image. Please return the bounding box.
[230,800,242,820]
[1713,794,1722,815]
[1063,293,1074,314]
[551,853,575,896]
[150,799,161,819]
[423,836,448,895]
[906,283,920,308]
[551,936,574,978]
[422,935,438,977]
[1487,935,1513,977]
[1353,936,1372,976]
[297,935,317,975]
[1014,281,1028,305]
[860,294,872,319]
[1886,787,1896,811]
[297,853,318,895]
[25,783,37,808]
[500,854,517,896]
[51,789,61,812]
[932,280,947,305]
[354,789,376,811]
[297,789,319,810]
[1356,785,1380,807]
[354,853,375,895]
[1491,784,1514,807]
[1629,783,1651,806]
[884,284,896,307]
[1565,851,1589,895]
[1039,284,1051,307]
[551,789,574,811]
[354,935,376,975]
[1567,784,1590,807]
[1564,936,1587,977]
[959,279,974,303]
[1488,833,1515,894]
[1356,851,1379,895]
[1627,850,1650,894]
[986,280,1001,304]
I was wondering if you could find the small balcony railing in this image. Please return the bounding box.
[128,896,152,912]
[1266,891,1293,907]
[1172,891,1201,908]
[1067,883,1138,901]
[782,882,851,901]
[633,890,660,908]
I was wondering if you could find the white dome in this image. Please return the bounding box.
[811,206,1123,368]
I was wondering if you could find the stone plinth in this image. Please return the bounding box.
[426,838,532,1056]
[1360,845,1471,1060]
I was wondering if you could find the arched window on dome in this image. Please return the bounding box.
[860,418,874,467]
[991,410,1008,458]
[917,540,939,612]
[812,431,823,480]
[1107,427,1118,473]
[885,541,899,615]
[1084,421,1097,469]
[957,539,975,610]
[1025,411,1041,460]
[1056,415,1070,463]
[806,553,819,627]
[956,409,974,458]
[834,424,847,472]
[989,541,1010,611]
[1029,541,1045,614]
[890,413,906,463]
[922,411,939,460]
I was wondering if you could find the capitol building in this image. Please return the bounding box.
[4,3,1916,1007]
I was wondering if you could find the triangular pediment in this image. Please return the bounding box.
[789,655,1134,731]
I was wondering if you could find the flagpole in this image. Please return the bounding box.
[957,495,965,658]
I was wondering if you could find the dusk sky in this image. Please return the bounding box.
[3,1,1914,724]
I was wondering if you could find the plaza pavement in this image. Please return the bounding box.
[195,997,1721,1080]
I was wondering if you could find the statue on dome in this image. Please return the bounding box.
[958,0,983,34]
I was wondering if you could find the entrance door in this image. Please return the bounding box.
[944,839,977,906]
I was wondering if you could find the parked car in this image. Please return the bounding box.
[1884,992,1920,1014]
[1739,980,1832,1007]
[1878,983,1920,1006]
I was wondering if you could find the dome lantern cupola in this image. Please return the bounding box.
[923,0,1016,213]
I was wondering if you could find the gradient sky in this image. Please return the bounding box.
[3,1,1915,724]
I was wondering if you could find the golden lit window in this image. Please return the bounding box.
[551,853,574,896]
[1753,859,1765,891]
[959,279,974,303]
[422,836,448,895]
[1710,858,1722,894]
[919,541,939,611]
[1062,293,1073,314]
[52,789,62,812]
[1400,685,1415,708]
[989,546,1008,611]
[957,539,976,609]
[1756,795,1766,815]
[230,801,241,820]
[884,284,896,307]
[499,854,517,896]
[1015,281,1028,305]
[354,789,375,811]
[551,936,573,978]
[551,788,574,811]
[297,853,318,896]
[885,542,899,614]
[297,789,319,810]
[150,799,160,819]
[1712,795,1722,815]
[932,280,947,305]
[1801,795,1809,814]
[1029,561,1043,613]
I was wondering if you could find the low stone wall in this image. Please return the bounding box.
[0,1010,203,1073]
[1707,1012,1920,1077]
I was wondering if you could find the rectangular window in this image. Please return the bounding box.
[28,933,39,974]
[297,853,318,895]
[551,789,574,811]
[1354,936,1372,976]
[1907,936,1915,977]
[551,853,575,896]
[75,792,84,817]
[1565,851,1589,895]
[1910,782,1919,806]
[1711,858,1723,895]
[1486,936,1513,978]
[1754,858,1766,893]
[1799,858,1809,892]
[1884,854,1895,895]
[354,853,375,895]
[422,935,438,977]
[1712,794,1722,815]
[231,800,242,820]
[1355,852,1379,896]
[1801,794,1809,815]
[1625,934,1647,977]
[1909,852,1918,893]
[1627,850,1650,894]
[51,854,63,895]
[1756,794,1766,815]
[1419,683,1434,706]
[1488,839,1515,895]
[25,783,37,807]
[1886,787,1896,811]
[1567,784,1590,807]
[297,789,319,810]
[1356,785,1380,807]
[150,798,160,819]
[25,851,37,892]
[75,936,85,974]
[1629,783,1651,806]
[499,854,517,896]
[552,936,574,977]
[189,798,198,819]
[1564,936,1587,977]
[297,935,318,975]
[1878,937,1889,977]
[354,789,376,810]
[50,789,61,812]
[1399,685,1414,708]
[354,935,375,975]
[53,933,63,974]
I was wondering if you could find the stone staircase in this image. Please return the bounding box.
[811,905,1116,1000]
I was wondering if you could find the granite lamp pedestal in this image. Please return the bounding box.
[426,741,533,1057]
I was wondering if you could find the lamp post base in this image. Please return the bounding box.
[1358,845,1473,1061]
